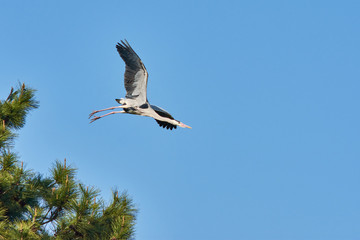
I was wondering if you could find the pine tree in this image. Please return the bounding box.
[0,83,137,239]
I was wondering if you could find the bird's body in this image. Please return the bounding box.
[89,40,191,130]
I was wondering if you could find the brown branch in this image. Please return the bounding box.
[6,87,14,101]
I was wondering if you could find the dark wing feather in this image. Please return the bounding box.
[150,105,175,119]
[155,120,177,130]
[116,40,148,104]
[151,105,177,130]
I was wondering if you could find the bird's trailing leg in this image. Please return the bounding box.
[89,105,130,118]
[89,111,125,123]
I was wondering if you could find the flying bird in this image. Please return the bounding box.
[89,40,191,130]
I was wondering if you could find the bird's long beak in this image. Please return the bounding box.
[179,122,192,129]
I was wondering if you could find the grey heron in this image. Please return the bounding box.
[89,40,191,130]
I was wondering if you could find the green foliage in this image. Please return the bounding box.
[0,83,39,130]
[0,84,137,239]
[0,83,38,150]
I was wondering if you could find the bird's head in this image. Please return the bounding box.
[178,121,192,129]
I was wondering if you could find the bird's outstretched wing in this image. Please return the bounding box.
[155,120,177,130]
[116,40,148,104]
[151,105,178,130]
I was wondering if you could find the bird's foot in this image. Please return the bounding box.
[89,110,99,118]
[89,116,101,123]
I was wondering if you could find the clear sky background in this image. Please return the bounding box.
[1,1,360,239]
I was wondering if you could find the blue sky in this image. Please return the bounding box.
[1,1,360,239]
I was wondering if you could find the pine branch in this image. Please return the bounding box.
[0,83,39,131]
[1,84,137,239]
